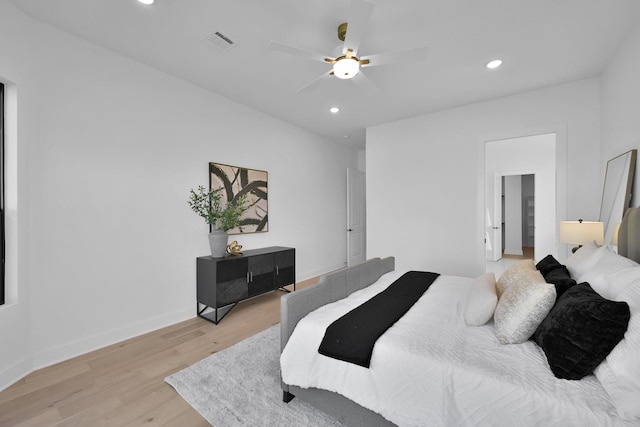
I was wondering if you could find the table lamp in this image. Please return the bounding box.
[559,219,604,253]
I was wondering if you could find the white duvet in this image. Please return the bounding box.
[280,270,635,427]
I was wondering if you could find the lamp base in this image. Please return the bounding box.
[571,245,582,253]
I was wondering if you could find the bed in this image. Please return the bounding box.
[279,208,640,426]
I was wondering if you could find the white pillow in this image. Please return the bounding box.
[594,276,640,421]
[494,271,556,344]
[578,248,639,299]
[605,267,640,299]
[464,273,497,326]
[565,241,605,278]
[496,259,536,297]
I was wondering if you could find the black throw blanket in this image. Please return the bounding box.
[318,271,440,368]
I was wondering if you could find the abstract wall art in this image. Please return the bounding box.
[209,162,268,234]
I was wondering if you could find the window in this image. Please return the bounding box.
[1,82,4,305]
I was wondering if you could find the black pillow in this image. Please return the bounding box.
[536,254,564,276]
[543,266,577,298]
[534,283,630,380]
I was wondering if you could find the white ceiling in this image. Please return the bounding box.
[9,0,640,146]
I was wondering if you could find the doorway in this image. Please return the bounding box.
[503,174,535,257]
[484,133,556,276]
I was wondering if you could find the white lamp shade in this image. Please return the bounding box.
[559,221,604,245]
[333,58,360,79]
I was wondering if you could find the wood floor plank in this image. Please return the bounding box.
[96,384,176,426]
[1,407,62,427]
[0,362,91,405]
[56,372,149,419]
[0,276,319,426]
[52,396,122,427]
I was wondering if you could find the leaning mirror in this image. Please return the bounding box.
[599,149,637,245]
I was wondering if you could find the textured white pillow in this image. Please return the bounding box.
[594,277,640,421]
[605,267,640,299]
[565,241,605,278]
[464,273,497,326]
[496,259,536,297]
[578,248,639,299]
[494,272,556,344]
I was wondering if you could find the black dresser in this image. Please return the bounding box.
[196,246,295,324]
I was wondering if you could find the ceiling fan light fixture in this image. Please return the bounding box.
[333,57,360,79]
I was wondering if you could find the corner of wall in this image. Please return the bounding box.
[0,77,33,392]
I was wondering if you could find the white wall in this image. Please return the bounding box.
[601,18,640,207]
[0,0,358,391]
[367,79,601,276]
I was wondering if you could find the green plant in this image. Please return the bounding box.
[188,185,249,231]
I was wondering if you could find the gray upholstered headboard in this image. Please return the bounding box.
[280,257,395,354]
[618,207,640,263]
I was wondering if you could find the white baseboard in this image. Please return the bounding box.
[0,356,34,393]
[29,307,194,379]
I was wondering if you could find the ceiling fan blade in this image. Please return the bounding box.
[361,45,429,67]
[297,71,334,93]
[351,70,378,95]
[342,0,375,56]
[269,40,329,63]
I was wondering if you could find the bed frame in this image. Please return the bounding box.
[279,207,640,427]
[280,256,396,426]
[618,207,640,263]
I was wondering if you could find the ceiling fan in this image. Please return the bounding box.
[269,0,429,94]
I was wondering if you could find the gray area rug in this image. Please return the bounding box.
[165,325,345,426]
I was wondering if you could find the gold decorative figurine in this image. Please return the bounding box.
[226,240,243,255]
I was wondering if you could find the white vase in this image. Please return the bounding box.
[208,229,228,258]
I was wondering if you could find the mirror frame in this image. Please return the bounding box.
[599,149,637,246]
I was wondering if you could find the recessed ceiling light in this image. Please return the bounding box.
[138,0,154,5]
[329,107,340,114]
[486,59,503,69]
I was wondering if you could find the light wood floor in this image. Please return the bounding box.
[501,247,534,260]
[0,278,317,427]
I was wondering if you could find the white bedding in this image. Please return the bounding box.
[280,270,635,427]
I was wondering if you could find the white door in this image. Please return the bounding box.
[489,174,503,261]
[347,169,366,267]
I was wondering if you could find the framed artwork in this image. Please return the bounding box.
[209,162,268,234]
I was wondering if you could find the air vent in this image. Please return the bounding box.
[204,31,236,51]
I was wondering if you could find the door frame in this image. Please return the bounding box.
[478,124,567,271]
